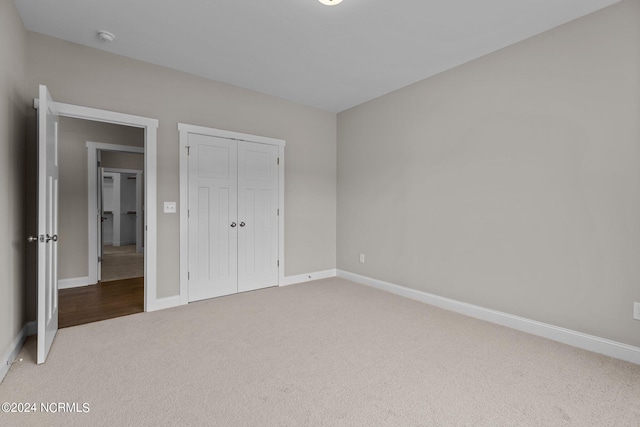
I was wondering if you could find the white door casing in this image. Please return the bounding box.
[36,85,59,364]
[86,143,145,286]
[36,96,159,314]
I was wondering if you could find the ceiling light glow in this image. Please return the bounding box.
[318,0,343,6]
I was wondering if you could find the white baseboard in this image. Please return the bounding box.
[0,322,32,384]
[281,269,337,286]
[146,295,184,312]
[337,270,640,365]
[59,276,92,289]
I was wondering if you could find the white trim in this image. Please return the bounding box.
[146,295,183,312]
[102,167,144,174]
[277,145,285,287]
[178,123,286,304]
[34,99,158,129]
[36,98,159,313]
[337,270,640,365]
[58,276,91,289]
[178,128,189,305]
[0,324,29,383]
[1,321,40,383]
[177,123,286,148]
[281,269,337,286]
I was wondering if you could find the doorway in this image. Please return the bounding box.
[100,168,143,282]
[55,121,146,328]
[33,88,159,363]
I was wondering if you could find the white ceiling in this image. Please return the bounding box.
[14,0,620,112]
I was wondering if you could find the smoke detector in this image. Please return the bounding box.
[319,0,343,5]
[97,31,115,42]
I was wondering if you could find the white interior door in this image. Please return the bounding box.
[36,85,59,364]
[237,141,279,292]
[188,134,238,302]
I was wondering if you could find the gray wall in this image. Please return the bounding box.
[337,0,640,347]
[57,117,143,280]
[0,0,27,364]
[26,31,337,303]
[101,151,144,171]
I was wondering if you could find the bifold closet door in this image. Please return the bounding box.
[188,134,238,302]
[237,141,279,292]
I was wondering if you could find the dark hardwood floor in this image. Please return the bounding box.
[58,277,144,328]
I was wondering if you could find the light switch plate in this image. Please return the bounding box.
[164,202,177,214]
[634,302,640,321]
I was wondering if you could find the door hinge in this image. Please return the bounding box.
[277,208,279,216]
[277,157,280,165]
[98,256,101,262]
[186,146,190,155]
[188,272,190,280]
[188,209,190,218]
[277,260,279,267]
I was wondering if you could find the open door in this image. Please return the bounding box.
[36,85,59,364]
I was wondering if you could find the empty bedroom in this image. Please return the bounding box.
[0,0,639,425]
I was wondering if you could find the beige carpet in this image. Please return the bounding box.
[101,245,143,282]
[1,278,639,426]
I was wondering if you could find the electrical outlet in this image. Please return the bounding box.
[634,302,640,321]
[359,253,365,264]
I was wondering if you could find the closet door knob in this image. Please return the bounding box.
[239,222,245,227]
[230,222,237,228]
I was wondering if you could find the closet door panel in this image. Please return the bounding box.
[237,141,279,292]
[188,134,238,302]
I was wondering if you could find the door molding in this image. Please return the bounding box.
[178,123,285,304]
[87,142,144,286]
[34,99,160,312]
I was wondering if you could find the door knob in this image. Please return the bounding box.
[46,234,58,242]
[239,222,246,227]
[230,222,237,228]
[27,236,39,243]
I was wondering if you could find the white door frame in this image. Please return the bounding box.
[178,123,285,304]
[34,99,162,311]
[87,142,144,284]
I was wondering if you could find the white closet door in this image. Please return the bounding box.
[237,141,279,292]
[188,134,238,302]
